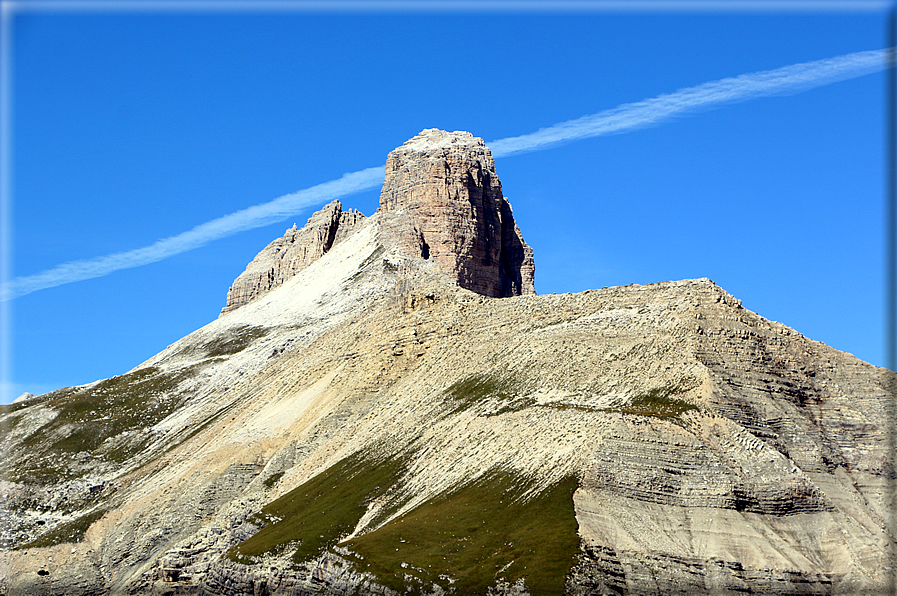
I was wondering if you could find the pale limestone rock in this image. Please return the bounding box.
[220,200,365,315]
[220,129,534,314]
[378,129,535,297]
[12,392,34,404]
[2,133,892,596]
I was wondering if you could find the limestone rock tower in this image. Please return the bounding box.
[221,129,535,315]
[378,129,535,298]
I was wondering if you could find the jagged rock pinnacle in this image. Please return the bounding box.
[221,130,535,314]
[220,200,365,315]
[378,129,535,298]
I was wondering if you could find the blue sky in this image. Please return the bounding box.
[2,2,894,403]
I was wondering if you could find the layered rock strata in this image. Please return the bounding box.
[378,129,535,298]
[2,130,893,596]
[3,270,891,595]
[220,200,365,315]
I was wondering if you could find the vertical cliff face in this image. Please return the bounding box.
[378,129,535,298]
[221,129,535,315]
[220,200,365,315]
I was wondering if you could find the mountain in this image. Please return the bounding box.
[0,130,893,596]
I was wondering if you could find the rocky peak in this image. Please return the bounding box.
[378,129,535,298]
[220,200,365,315]
[221,129,535,315]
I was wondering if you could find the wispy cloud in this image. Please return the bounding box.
[488,47,895,157]
[2,167,384,300]
[4,47,893,301]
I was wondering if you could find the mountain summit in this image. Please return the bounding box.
[378,129,534,298]
[1,131,893,596]
[223,129,533,316]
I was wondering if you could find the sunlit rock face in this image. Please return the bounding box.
[1,130,893,596]
[378,129,535,298]
[222,129,534,316]
[220,200,366,315]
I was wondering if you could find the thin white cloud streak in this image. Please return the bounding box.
[488,47,895,157]
[4,47,894,301]
[2,167,384,300]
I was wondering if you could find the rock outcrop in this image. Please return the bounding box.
[2,130,893,596]
[12,392,34,404]
[379,129,535,297]
[221,130,534,314]
[220,201,365,315]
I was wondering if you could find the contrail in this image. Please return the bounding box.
[4,47,894,301]
[2,167,384,300]
[488,47,894,157]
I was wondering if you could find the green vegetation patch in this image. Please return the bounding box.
[10,365,201,483]
[1,411,24,431]
[263,471,285,488]
[229,451,406,566]
[204,325,269,357]
[345,472,580,595]
[0,402,32,416]
[445,374,533,416]
[16,508,107,549]
[620,384,698,420]
[0,387,79,416]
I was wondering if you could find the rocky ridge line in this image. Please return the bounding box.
[3,129,892,596]
[221,201,365,315]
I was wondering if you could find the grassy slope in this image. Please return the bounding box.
[15,508,108,550]
[229,452,406,565]
[346,473,580,595]
[2,325,273,549]
[3,367,196,485]
[230,447,580,595]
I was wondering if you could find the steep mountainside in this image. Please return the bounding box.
[0,130,893,596]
